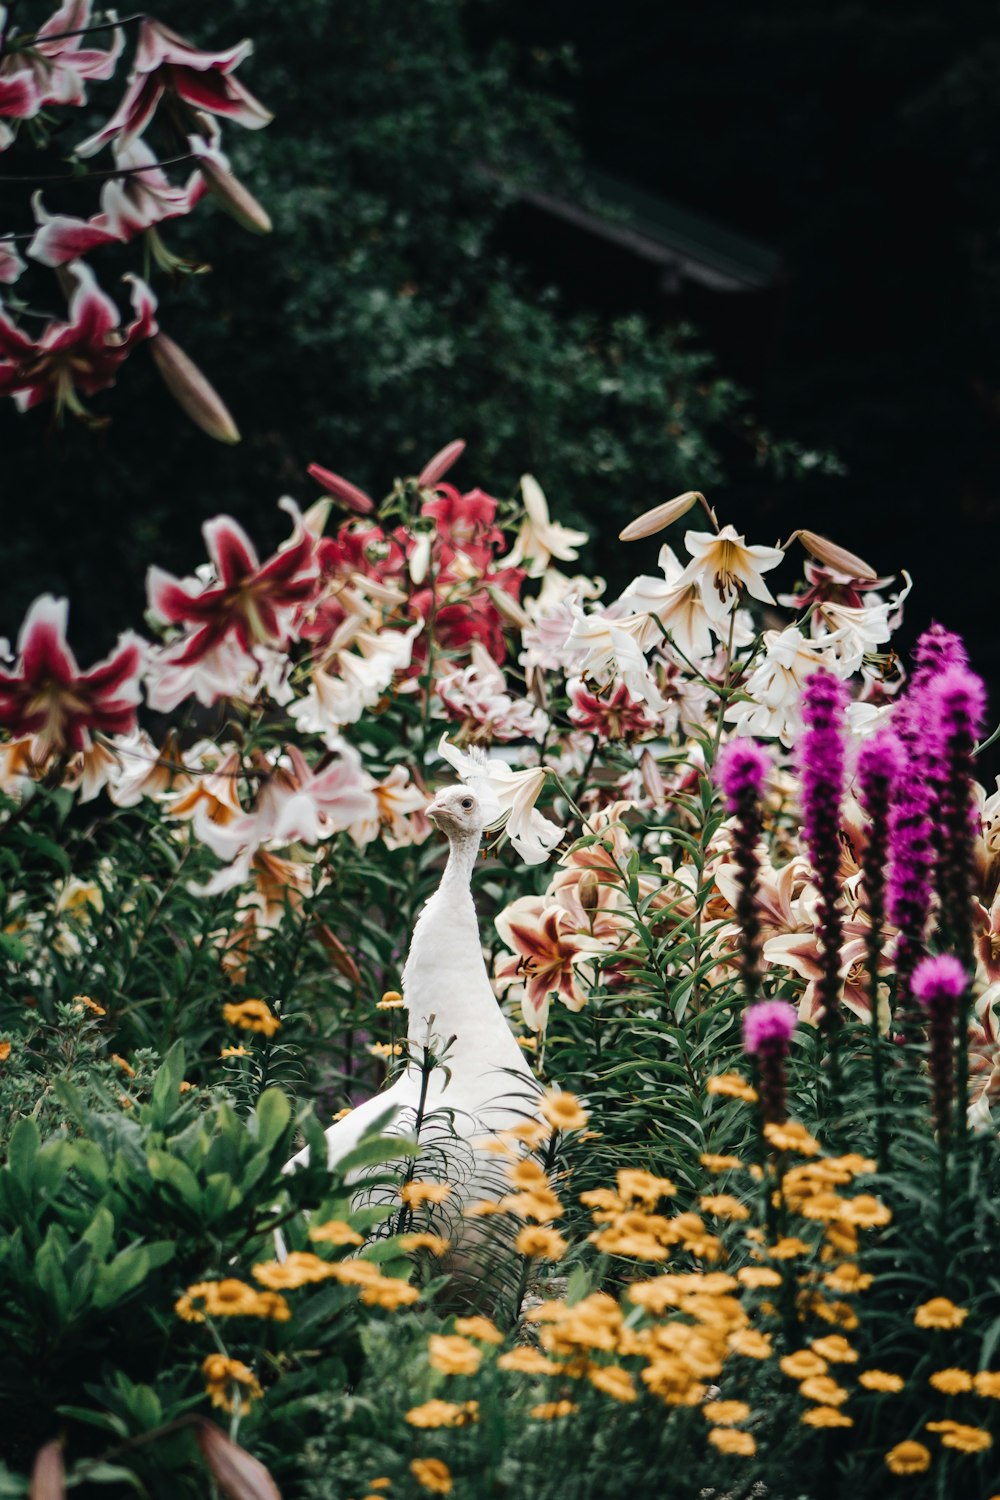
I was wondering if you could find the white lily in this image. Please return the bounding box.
[725,625,830,746]
[437,734,564,865]
[677,524,784,623]
[504,475,590,579]
[620,544,719,662]
[289,622,421,744]
[563,606,666,709]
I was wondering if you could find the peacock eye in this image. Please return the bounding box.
[460,797,474,810]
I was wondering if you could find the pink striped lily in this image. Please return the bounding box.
[0,595,144,757]
[77,19,272,158]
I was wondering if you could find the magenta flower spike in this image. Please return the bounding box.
[743,999,797,1124]
[912,954,967,1140]
[857,731,906,1004]
[799,670,849,1036]
[887,696,936,1022]
[716,739,772,1006]
[927,665,986,969]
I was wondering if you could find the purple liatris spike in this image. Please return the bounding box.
[856,730,905,1026]
[888,698,936,1021]
[799,670,849,1035]
[910,623,969,694]
[912,953,967,1139]
[928,665,986,968]
[716,739,772,1005]
[743,999,797,1123]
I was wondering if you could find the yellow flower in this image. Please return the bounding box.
[727,1329,773,1360]
[801,1405,853,1428]
[501,1188,564,1224]
[332,1106,353,1120]
[707,1073,758,1103]
[309,1219,365,1247]
[400,1233,451,1257]
[763,1121,820,1156]
[177,1278,291,1323]
[220,1045,250,1058]
[410,1458,452,1495]
[111,1053,136,1078]
[930,1367,973,1394]
[464,1200,503,1217]
[839,1194,891,1228]
[858,1370,904,1393]
[780,1351,829,1380]
[588,1365,637,1403]
[810,1336,858,1365]
[400,1180,452,1208]
[201,1354,262,1415]
[700,1153,744,1173]
[74,995,106,1016]
[370,1041,403,1058]
[769,1237,812,1260]
[503,1119,552,1148]
[454,1316,503,1345]
[885,1441,931,1475]
[497,1346,562,1374]
[810,1297,859,1331]
[699,1193,749,1221]
[703,1401,751,1426]
[707,1428,756,1456]
[930,1422,992,1453]
[823,1262,874,1294]
[359,1276,420,1309]
[428,1335,483,1376]
[253,1252,338,1290]
[0,1041,10,1063]
[737,1266,782,1289]
[378,991,405,1009]
[539,1091,590,1131]
[515,1225,568,1260]
[973,1370,1000,1399]
[506,1157,550,1189]
[616,1168,677,1205]
[799,1376,849,1407]
[518,1035,538,1051]
[530,1400,578,1419]
[915,1297,968,1329]
[222,999,280,1037]
[369,1483,391,1493]
[406,1400,478,1429]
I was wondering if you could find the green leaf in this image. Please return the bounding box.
[253,1088,292,1153]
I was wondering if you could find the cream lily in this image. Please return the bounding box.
[436,734,563,864]
[505,475,589,578]
[677,524,784,623]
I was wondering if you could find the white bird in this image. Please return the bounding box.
[284,777,541,1203]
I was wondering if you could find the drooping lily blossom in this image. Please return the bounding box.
[0,66,41,149]
[28,137,209,266]
[12,0,123,110]
[146,507,319,666]
[0,595,144,757]
[77,19,272,158]
[0,237,25,283]
[0,260,157,414]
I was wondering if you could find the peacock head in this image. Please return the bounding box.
[426,783,499,839]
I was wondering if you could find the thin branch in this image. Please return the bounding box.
[11,11,144,46]
[0,151,197,184]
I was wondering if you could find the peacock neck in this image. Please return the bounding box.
[439,828,482,898]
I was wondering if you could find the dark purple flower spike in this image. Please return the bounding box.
[799,670,849,1039]
[716,739,772,1007]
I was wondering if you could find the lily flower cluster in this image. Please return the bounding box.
[0,4,271,431]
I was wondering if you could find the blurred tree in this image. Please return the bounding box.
[0,0,812,652]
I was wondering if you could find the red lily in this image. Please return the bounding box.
[77,19,272,158]
[146,508,319,664]
[0,261,157,415]
[0,595,144,757]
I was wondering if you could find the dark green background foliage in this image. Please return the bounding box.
[1,0,813,656]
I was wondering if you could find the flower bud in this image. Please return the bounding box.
[149,333,240,444]
[418,439,465,488]
[30,1442,65,1500]
[619,491,703,542]
[195,1421,281,1500]
[408,531,432,585]
[198,156,272,234]
[485,584,530,630]
[789,529,876,581]
[578,870,600,912]
[307,463,375,515]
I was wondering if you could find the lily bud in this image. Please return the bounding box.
[198,155,272,234]
[408,531,432,586]
[30,1442,65,1500]
[640,748,665,806]
[149,333,240,444]
[485,584,530,631]
[789,529,877,581]
[315,923,362,985]
[307,463,375,515]
[418,438,465,488]
[195,1422,282,1500]
[578,869,600,912]
[619,491,704,542]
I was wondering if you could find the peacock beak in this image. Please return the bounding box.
[426,797,446,820]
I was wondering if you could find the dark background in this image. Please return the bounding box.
[3,0,999,711]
